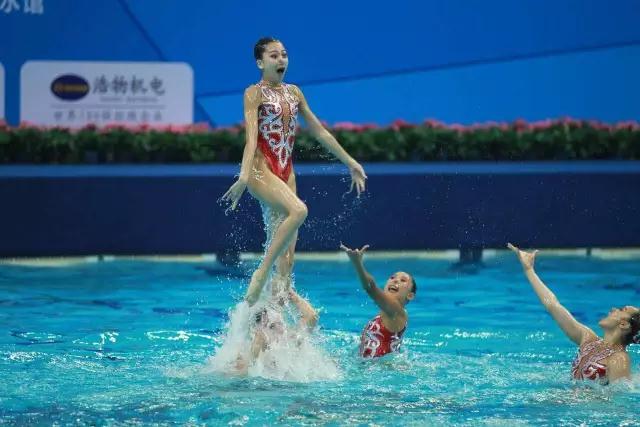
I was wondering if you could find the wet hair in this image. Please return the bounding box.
[254,309,267,324]
[254,37,279,60]
[624,310,640,346]
[254,308,285,330]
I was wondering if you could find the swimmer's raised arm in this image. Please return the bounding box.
[289,290,318,329]
[340,244,404,318]
[507,243,595,345]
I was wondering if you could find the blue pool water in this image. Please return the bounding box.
[1,253,639,426]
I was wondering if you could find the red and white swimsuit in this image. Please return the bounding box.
[359,315,406,358]
[256,81,299,182]
[571,339,623,383]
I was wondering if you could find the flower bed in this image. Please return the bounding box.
[0,118,638,163]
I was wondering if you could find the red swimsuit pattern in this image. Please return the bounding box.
[571,339,623,383]
[359,315,406,358]
[256,81,299,182]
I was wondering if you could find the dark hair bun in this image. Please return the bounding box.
[254,37,279,60]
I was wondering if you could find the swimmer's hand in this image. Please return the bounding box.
[221,176,248,210]
[340,243,369,264]
[289,289,319,329]
[507,243,538,271]
[348,162,367,197]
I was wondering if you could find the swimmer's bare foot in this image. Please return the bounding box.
[245,269,268,305]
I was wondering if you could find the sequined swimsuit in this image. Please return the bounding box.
[256,81,299,182]
[359,315,406,358]
[571,338,623,383]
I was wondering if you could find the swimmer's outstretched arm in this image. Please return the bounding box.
[289,290,318,329]
[221,86,261,210]
[294,86,367,196]
[340,244,404,318]
[507,243,595,345]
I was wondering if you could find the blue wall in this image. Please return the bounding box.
[2,0,640,126]
[0,163,639,256]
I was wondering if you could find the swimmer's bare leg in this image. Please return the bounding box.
[245,168,307,305]
[272,232,297,300]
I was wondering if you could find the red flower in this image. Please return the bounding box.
[615,121,640,130]
[81,123,98,132]
[530,119,553,130]
[191,122,211,133]
[513,118,528,132]
[587,120,611,131]
[333,121,361,131]
[360,122,380,131]
[423,118,445,128]
[557,116,582,127]
[390,119,415,131]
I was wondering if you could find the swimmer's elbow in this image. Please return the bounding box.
[309,124,334,145]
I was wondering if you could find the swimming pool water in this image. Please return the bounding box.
[1,253,639,426]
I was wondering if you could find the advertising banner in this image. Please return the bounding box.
[21,61,193,127]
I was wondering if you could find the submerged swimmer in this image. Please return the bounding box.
[233,290,318,375]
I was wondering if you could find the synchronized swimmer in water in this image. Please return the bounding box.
[341,244,416,358]
[508,243,640,384]
[217,36,639,386]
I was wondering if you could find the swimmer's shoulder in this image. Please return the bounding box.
[244,84,262,97]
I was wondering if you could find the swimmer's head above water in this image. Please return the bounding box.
[383,271,416,306]
[598,306,640,346]
[254,36,288,84]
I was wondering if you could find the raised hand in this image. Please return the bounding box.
[340,243,370,264]
[507,243,538,271]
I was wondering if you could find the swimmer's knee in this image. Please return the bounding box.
[290,202,308,223]
[276,256,293,276]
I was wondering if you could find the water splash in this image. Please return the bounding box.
[203,286,341,383]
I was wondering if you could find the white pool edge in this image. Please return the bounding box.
[1,248,640,267]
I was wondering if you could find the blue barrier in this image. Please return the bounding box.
[3,1,640,125]
[0,162,639,257]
